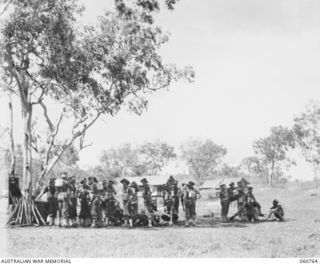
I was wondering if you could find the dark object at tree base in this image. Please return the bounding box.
[35,201,48,222]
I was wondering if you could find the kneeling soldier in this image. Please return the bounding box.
[246,186,263,217]
[266,199,284,221]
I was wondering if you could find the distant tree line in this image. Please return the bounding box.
[3,100,320,188]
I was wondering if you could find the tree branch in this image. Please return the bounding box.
[39,101,54,132]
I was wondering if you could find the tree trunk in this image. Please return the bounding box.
[21,101,33,197]
[9,95,16,176]
[269,162,275,187]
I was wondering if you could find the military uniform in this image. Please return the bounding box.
[121,179,135,227]
[229,187,248,221]
[67,179,78,226]
[267,200,284,221]
[44,178,58,225]
[245,187,262,216]
[183,181,200,227]
[169,182,181,224]
[56,173,69,227]
[227,182,237,202]
[101,181,117,226]
[219,184,229,222]
[141,178,153,227]
[89,178,102,228]
[78,179,92,227]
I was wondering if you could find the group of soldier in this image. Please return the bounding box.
[36,172,284,228]
[219,180,285,222]
[36,173,201,228]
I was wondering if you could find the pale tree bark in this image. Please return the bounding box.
[21,99,33,197]
[35,109,103,192]
[8,94,16,176]
[269,161,275,187]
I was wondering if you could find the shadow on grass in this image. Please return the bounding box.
[6,216,293,230]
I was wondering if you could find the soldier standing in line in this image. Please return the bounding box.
[219,184,230,222]
[121,178,135,228]
[140,178,153,228]
[129,181,139,221]
[227,182,237,202]
[36,176,58,226]
[67,176,78,227]
[55,172,69,227]
[78,178,92,227]
[101,180,117,226]
[181,183,187,212]
[183,181,200,227]
[89,176,102,228]
[169,180,182,225]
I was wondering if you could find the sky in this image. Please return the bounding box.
[1,0,320,180]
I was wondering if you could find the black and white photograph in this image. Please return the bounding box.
[0,0,320,260]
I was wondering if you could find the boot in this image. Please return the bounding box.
[105,217,109,227]
[124,219,129,227]
[185,220,190,227]
[48,216,53,226]
[66,218,70,227]
[148,218,152,228]
[91,219,97,228]
[58,217,62,227]
[62,218,69,228]
[85,218,90,227]
[191,217,196,227]
[129,219,133,228]
[169,213,173,226]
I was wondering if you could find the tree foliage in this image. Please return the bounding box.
[139,141,176,175]
[181,139,227,186]
[293,101,320,183]
[253,126,295,186]
[99,141,176,177]
[1,0,194,194]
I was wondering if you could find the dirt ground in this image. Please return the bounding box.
[1,185,320,258]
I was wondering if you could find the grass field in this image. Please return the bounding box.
[1,185,319,258]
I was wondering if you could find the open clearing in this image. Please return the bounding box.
[1,185,319,258]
